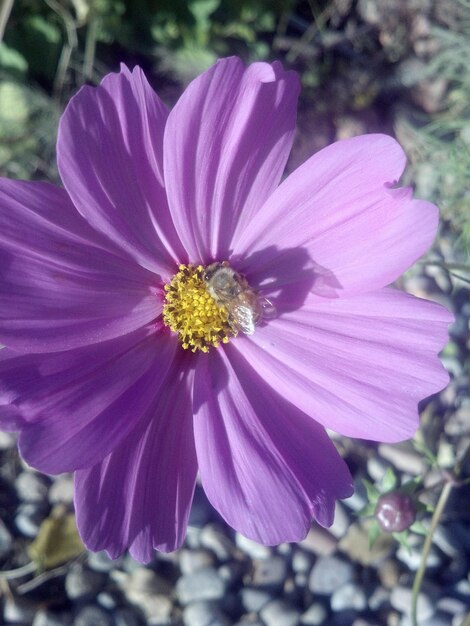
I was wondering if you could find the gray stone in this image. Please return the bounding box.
[437,597,468,617]
[260,599,301,626]
[176,567,226,605]
[235,532,271,559]
[368,586,390,611]
[329,502,350,539]
[240,587,272,612]
[0,431,16,449]
[292,549,314,574]
[300,603,328,625]
[73,605,113,626]
[182,601,230,626]
[396,543,442,571]
[33,610,71,626]
[87,550,121,572]
[308,556,354,595]
[0,518,13,558]
[199,525,235,562]
[4,598,36,623]
[65,564,105,601]
[15,502,47,537]
[233,622,264,626]
[378,443,426,475]
[179,548,216,574]
[251,556,287,591]
[400,613,453,626]
[15,471,49,502]
[331,583,367,612]
[96,593,117,610]
[390,587,435,621]
[49,474,74,504]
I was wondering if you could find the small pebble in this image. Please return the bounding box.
[0,430,16,449]
[260,599,301,626]
[182,601,230,626]
[390,587,435,621]
[49,474,75,504]
[15,502,48,537]
[300,525,338,556]
[240,588,272,613]
[4,598,36,624]
[329,502,350,538]
[179,548,216,575]
[378,444,426,475]
[176,567,227,605]
[73,605,113,626]
[235,533,271,559]
[309,556,354,595]
[15,471,49,502]
[88,551,121,572]
[331,582,367,612]
[292,549,314,574]
[199,525,234,561]
[65,563,106,601]
[251,556,287,591]
[300,603,328,625]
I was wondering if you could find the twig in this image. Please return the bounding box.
[0,0,15,43]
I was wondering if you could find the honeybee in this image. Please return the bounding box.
[203,262,276,335]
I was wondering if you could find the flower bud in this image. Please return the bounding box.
[375,492,416,533]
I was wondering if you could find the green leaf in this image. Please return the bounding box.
[368,521,380,548]
[381,467,398,492]
[393,530,411,552]
[409,521,428,536]
[28,510,85,570]
[356,502,377,518]
[0,43,28,75]
[362,479,380,503]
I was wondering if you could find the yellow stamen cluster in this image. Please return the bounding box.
[163,264,234,352]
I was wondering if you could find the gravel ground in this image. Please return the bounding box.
[1,1,469,624]
[0,253,469,626]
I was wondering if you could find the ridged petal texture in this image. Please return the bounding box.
[0,58,452,562]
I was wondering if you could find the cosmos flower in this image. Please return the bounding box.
[0,57,451,563]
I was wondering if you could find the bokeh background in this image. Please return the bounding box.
[0,1,469,626]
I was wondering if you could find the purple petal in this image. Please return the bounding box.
[0,179,161,353]
[0,329,177,473]
[164,57,300,262]
[74,353,197,562]
[234,135,438,295]
[242,288,452,442]
[57,65,185,275]
[193,346,353,545]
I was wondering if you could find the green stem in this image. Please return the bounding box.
[411,443,470,626]
[411,481,453,626]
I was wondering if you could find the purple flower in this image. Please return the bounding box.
[0,58,451,562]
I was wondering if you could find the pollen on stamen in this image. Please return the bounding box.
[162,264,235,352]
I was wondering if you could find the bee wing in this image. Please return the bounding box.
[260,297,277,319]
[231,304,257,335]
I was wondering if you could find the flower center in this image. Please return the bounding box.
[162,264,235,352]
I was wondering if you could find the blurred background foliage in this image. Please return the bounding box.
[0,0,469,253]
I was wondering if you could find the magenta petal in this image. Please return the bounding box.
[193,346,353,545]
[243,287,452,442]
[235,135,438,295]
[57,65,185,275]
[0,179,160,352]
[4,330,177,473]
[74,354,197,562]
[164,57,300,262]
